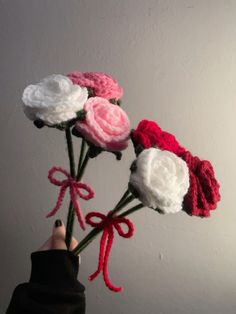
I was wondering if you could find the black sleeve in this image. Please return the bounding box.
[6,250,86,314]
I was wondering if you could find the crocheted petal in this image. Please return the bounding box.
[85,99,129,144]
[197,160,220,209]
[68,72,95,89]
[196,177,210,212]
[95,104,130,137]
[76,121,107,149]
[76,98,130,151]
[68,72,123,99]
[184,172,199,215]
[133,131,152,148]
[104,140,129,151]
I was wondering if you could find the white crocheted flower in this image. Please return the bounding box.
[22,74,88,125]
[129,148,190,214]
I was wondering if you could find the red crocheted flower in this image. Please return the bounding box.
[68,71,123,100]
[132,119,221,217]
[131,120,186,155]
[180,151,221,217]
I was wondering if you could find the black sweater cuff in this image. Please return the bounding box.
[30,250,84,290]
[6,250,86,314]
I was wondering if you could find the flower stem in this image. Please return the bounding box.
[76,146,90,181]
[77,139,86,177]
[65,202,74,248]
[66,141,90,249]
[119,203,144,217]
[72,226,100,255]
[110,194,135,216]
[65,127,76,248]
[65,127,75,178]
[113,189,130,210]
[72,192,137,256]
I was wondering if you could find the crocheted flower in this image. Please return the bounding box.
[180,151,221,217]
[22,74,88,126]
[75,97,130,151]
[68,72,123,100]
[131,120,186,155]
[129,148,190,214]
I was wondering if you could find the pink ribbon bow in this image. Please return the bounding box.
[47,166,94,230]
[86,211,134,292]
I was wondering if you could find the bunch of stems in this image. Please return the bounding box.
[65,128,89,248]
[64,127,144,255]
[72,192,143,256]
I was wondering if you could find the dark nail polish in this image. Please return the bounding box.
[55,219,62,227]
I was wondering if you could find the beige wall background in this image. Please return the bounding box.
[0,0,235,313]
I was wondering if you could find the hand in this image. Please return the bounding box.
[38,220,80,262]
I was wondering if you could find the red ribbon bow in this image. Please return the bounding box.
[47,167,94,230]
[86,211,134,292]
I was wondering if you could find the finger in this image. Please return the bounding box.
[38,236,52,251]
[51,219,67,250]
[69,237,78,251]
[69,237,81,264]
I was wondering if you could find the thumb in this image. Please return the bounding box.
[51,219,67,250]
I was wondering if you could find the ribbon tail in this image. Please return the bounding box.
[89,229,108,281]
[103,229,122,292]
[70,189,86,230]
[46,186,67,218]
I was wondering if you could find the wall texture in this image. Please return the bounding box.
[0,0,235,313]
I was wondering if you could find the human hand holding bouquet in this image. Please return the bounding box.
[22,72,220,292]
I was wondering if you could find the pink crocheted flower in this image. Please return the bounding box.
[75,97,130,151]
[68,72,123,100]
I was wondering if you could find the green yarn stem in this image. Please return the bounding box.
[113,189,131,210]
[77,139,86,179]
[76,147,90,181]
[65,127,76,249]
[65,127,76,178]
[65,202,74,249]
[66,137,91,249]
[72,226,100,255]
[72,192,137,256]
[110,194,135,216]
[119,203,144,217]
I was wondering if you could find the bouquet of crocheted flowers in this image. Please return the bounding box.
[22,72,221,292]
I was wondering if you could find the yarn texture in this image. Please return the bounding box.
[68,71,123,100]
[132,119,186,155]
[86,211,134,292]
[47,167,94,229]
[129,148,190,214]
[132,120,221,217]
[20,70,222,295]
[180,151,221,217]
[75,97,130,151]
[22,74,88,125]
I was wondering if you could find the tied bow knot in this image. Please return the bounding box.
[86,211,134,292]
[47,166,94,230]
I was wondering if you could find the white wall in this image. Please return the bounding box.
[0,1,235,313]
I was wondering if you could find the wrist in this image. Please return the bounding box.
[30,250,80,287]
